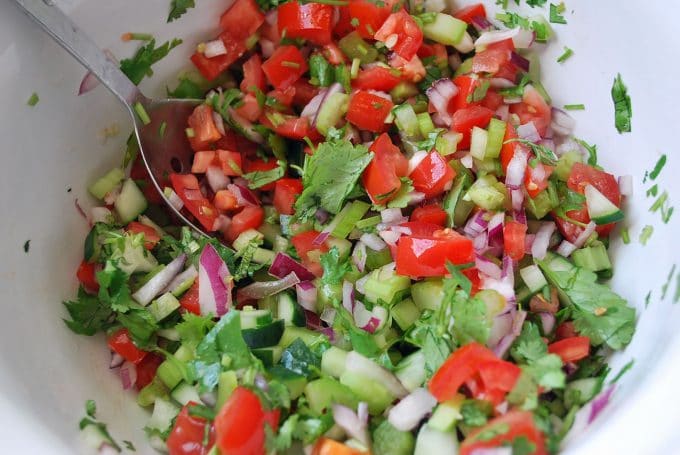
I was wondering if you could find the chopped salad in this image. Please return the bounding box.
[67,1,637,454]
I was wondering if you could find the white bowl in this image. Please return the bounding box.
[0,0,678,453]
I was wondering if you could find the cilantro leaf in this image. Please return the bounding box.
[280,338,321,378]
[167,77,204,99]
[117,307,158,348]
[176,313,216,350]
[63,287,114,336]
[79,401,121,452]
[575,138,599,167]
[450,290,490,345]
[96,261,133,313]
[320,247,352,286]
[611,73,632,133]
[511,322,566,391]
[167,0,195,22]
[537,256,636,350]
[375,178,415,210]
[460,400,491,427]
[294,139,373,221]
[120,38,183,85]
[243,160,286,189]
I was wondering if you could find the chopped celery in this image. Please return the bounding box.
[484,118,506,159]
[417,112,435,136]
[89,167,125,200]
[572,243,612,272]
[330,201,370,239]
[339,32,377,64]
[233,229,264,251]
[393,103,420,137]
[519,265,548,293]
[363,265,411,305]
[321,346,348,378]
[350,58,361,78]
[339,371,394,414]
[422,14,467,46]
[394,351,426,391]
[170,382,200,406]
[316,92,349,136]
[174,345,194,362]
[411,279,444,311]
[115,179,148,223]
[149,292,180,321]
[391,298,420,330]
[435,132,459,156]
[470,126,488,160]
[555,150,583,181]
[156,359,184,390]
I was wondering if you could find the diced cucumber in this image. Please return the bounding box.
[146,398,180,433]
[89,167,125,200]
[317,92,350,136]
[526,189,555,219]
[422,13,467,46]
[269,365,307,399]
[411,279,444,311]
[392,298,420,331]
[428,398,464,432]
[304,377,359,414]
[326,237,353,260]
[174,344,194,362]
[395,351,427,392]
[233,229,264,251]
[242,319,285,348]
[330,201,371,239]
[277,293,306,327]
[470,126,488,160]
[339,32,377,64]
[454,57,473,77]
[137,377,169,407]
[373,420,416,455]
[572,243,612,272]
[321,346,348,378]
[390,82,420,103]
[394,103,420,137]
[156,359,185,390]
[519,265,548,293]
[170,382,201,406]
[279,326,325,348]
[435,132,460,156]
[115,179,148,223]
[339,371,394,414]
[555,150,583,181]
[241,308,274,329]
[584,184,624,225]
[443,172,473,228]
[148,292,180,322]
[217,371,238,409]
[252,346,283,367]
[564,377,602,409]
[464,175,506,211]
[365,247,393,271]
[415,424,458,455]
[484,118,506,159]
[363,264,411,305]
[417,112,436,137]
[475,289,507,321]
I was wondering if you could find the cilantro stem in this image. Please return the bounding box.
[121,32,154,42]
[563,104,585,111]
[134,102,151,125]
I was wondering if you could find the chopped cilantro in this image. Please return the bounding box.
[460,400,491,427]
[575,138,598,167]
[556,46,573,63]
[505,138,557,166]
[123,440,136,451]
[611,73,632,133]
[23,240,30,253]
[649,154,667,181]
[79,400,121,452]
[85,399,97,417]
[309,54,334,87]
[120,38,183,85]
[63,287,114,336]
[176,313,216,350]
[243,160,286,189]
[549,3,567,24]
[468,79,491,103]
[319,247,352,287]
[27,92,39,107]
[167,0,195,22]
[610,358,635,384]
[563,103,585,111]
[661,264,677,300]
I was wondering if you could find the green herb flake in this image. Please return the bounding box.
[620,226,630,244]
[675,273,680,304]
[549,3,567,24]
[505,138,558,166]
[661,264,677,300]
[120,38,183,85]
[23,240,30,253]
[27,92,40,107]
[645,290,652,308]
[611,73,632,133]
[646,184,658,198]
[123,440,136,451]
[244,160,286,189]
[575,138,598,167]
[168,0,195,22]
[649,154,667,181]
[167,77,204,99]
[639,225,653,246]
[649,191,668,213]
[563,104,585,111]
[610,358,635,384]
[557,46,573,63]
[468,79,491,103]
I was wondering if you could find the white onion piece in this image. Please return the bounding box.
[556,240,577,257]
[342,280,355,313]
[517,121,541,142]
[320,307,336,325]
[550,108,576,136]
[99,444,122,455]
[352,241,367,272]
[505,148,528,188]
[265,8,278,25]
[476,255,502,280]
[345,351,408,398]
[355,274,370,295]
[408,150,429,174]
[469,448,512,455]
[353,300,381,333]
[162,265,198,294]
[573,221,597,248]
[475,28,533,49]
[332,404,369,446]
[164,188,184,211]
[539,312,556,334]
[381,208,404,224]
[227,108,265,144]
[296,282,317,312]
[204,39,227,58]
[461,153,474,169]
[133,254,186,305]
[313,83,343,126]
[496,104,510,121]
[109,352,124,369]
[426,79,458,127]
[212,111,226,136]
[487,312,514,349]
[531,222,556,260]
[388,388,437,431]
[453,31,474,53]
[206,166,230,192]
[379,230,401,246]
[260,39,275,58]
[618,175,633,197]
[360,233,387,251]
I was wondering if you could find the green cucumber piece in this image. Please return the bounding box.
[147,398,180,433]
[415,424,458,455]
[304,377,358,414]
[321,346,348,378]
[253,247,275,265]
[89,167,125,200]
[428,400,463,432]
[363,265,411,305]
[242,319,285,348]
[149,292,180,321]
[137,378,169,407]
[373,420,416,455]
[526,189,555,220]
[411,279,444,311]
[484,118,506,159]
[391,298,420,331]
[564,377,602,409]
[240,308,274,329]
[571,243,612,272]
[394,103,420,137]
[279,326,325,348]
[252,346,283,367]
[417,112,435,137]
[331,201,371,239]
[394,351,427,392]
[316,92,349,136]
[454,57,473,77]
[584,184,624,224]
[339,371,394,414]
[326,237,352,260]
[464,175,506,211]
[554,150,583,181]
[217,371,238,409]
[115,179,147,223]
[470,126,488,160]
[422,14,467,46]
[390,82,420,103]
[156,359,185,390]
[170,382,200,406]
[277,293,306,327]
[269,365,307,399]
[365,247,393,271]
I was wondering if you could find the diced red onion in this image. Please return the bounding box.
[332,404,369,446]
[510,52,530,72]
[408,150,429,173]
[556,240,577,257]
[265,8,278,25]
[204,39,227,58]
[301,89,327,119]
[133,254,186,305]
[550,108,576,136]
[345,351,408,398]
[589,384,615,423]
[476,255,502,280]
[269,253,316,282]
[296,281,317,312]
[353,300,382,333]
[352,241,367,272]
[489,79,516,90]
[312,230,331,246]
[99,444,121,455]
[475,28,534,49]
[227,108,265,144]
[464,211,489,237]
[487,212,505,248]
[227,183,259,207]
[517,121,541,142]
[487,312,514,349]
[470,15,493,32]
[426,79,458,127]
[109,352,124,369]
[342,280,355,313]
[120,361,136,390]
[162,265,198,294]
[618,175,633,197]
[315,208,330,224]
[514,209,527,225]
[237,272,300,301]
[539,312,556,334]
[492,310,527,358]
[573,221,596,248]
[198,245,233,316]
[78,49,117,95]
[206,166,230,193]
[388,388,437,431]
[473,231,488,252]
[531,222,556,260]
[304,309,323,331]
[103,186,121,206]
[211,215,232,235]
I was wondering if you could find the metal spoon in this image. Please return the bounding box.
[13,0,209,236]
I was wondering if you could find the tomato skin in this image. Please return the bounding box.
[449,75,479,112]
[179,280,201,315]
[346,90,394,133]
[451,105,495,150]
[454,3,487,23]
[429,342,498,402]
[76,260,99,293]
[460,410,547,455]
[396,229,474,278]
[190,33,247,82]
[477,360,521,393]
[352,67,402,92]
[548,336,591,363]
[409,151,456,198]
[348,0,395,38]
[261,112,320,142]
[362,133,407,204]
[389,54,426,83]
[235,93,263,122]
[480,89,504,111]
[168,403,215,455]
[108,329,147,364]
[126,222,161,250]
[374,10,423,61]
[187,105,222,151]
[411,205,447,226]
[226,206,264,243]
[274,178,303,215]
[500,122,530,174]
[292,78,320,106]
[472,39,515,75]
[503,220,527,261]
[417,43,448,67]
[170,174,219,232]
[215,387,277,455]
[277,1,334,45]
[241,54,266,94]
[135,353,163,390]
[262,45,309,90]
[219,0,265,40]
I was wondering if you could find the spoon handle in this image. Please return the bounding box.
[12,0,142,107]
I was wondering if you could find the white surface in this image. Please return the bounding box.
[0,0,678,453]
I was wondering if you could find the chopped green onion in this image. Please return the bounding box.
[549,3,567,24]
[27,92,39,107]
[649,154,667,181]
[650,191,668,213]
[159,121,167,137]
[646,184,658,198]
[350,58,361,79]
[620,227,630,244]
[557,47,574,63]
[185,127,195,138]
[661,265,677,300]
[564,104,585,111]
[134,102,151,125]
[639,225,653,245]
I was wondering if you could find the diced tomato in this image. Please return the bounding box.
[460,410,547,455]
[214,190,238,211]
[480,89,504,111]
[273,178,303,215]
[322,43,346,65]
[292,78,320,106]
[76,260,99,293]
[267,86,296,108]
[262,45,308,90]
[472,39,514,75]
[214,130,257,158]
[500,122,530,174]
[396,228,474,278]
[451,105,495,150]
[191,151,217,173]
[108,328,147,364]
[449,75,479,112]
[235,93,263,122]
[524,163,554,198]
[135,353,163,390]
[126,221,161,250]
[215,387,278,454]
[346,90,394,133]
[509,84,552,137]
[462,267,482,295]
[312,437,367,455]
[219,0,265,40]
[277,1,334,45]
[226,206,264,243]
[411,205,447,226]
[400,221,441,238]
[352,66,402,91]
[266,114,319,141]
[187,105,222,151]
[362,133,408,204]
[333,4,354,38]
[548,336,591,363]
[348,0,396,39]
[477,360,522,393]
[374,10,423,61]
[170,173,219,231]
[555,321,577,340]
[454,3,487,24]
[190,33,247,81]
[503,220,527,261]
[179,280,201,315]
[417,43,448,67]
[428,342,498,402]
[216,150,243,176]
[389,54,426,83]
[244,158,279,191]
[241,54,266,94]
[291,230,330,277]
[409,151,456,198]
[167,403,216,455]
